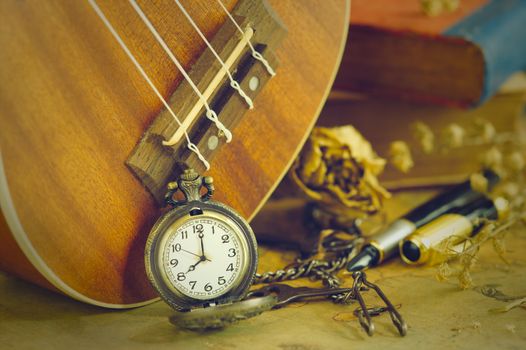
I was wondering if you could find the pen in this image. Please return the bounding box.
[346,169,499,272]
[400,196,509,265]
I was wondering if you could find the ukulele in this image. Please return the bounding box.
[0,0,349,308]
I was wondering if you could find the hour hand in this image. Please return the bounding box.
[186,260,202,273]
[185,255,211,273]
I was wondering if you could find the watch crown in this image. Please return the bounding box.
[180,168,199,181]
[165,169,214,207]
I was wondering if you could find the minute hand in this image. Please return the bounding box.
[180,248,200,258]
[199,233,205,257]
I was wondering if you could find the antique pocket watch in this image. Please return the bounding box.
[145,169,258,311]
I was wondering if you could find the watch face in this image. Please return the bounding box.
[158,215,247,300]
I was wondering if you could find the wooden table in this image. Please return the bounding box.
[1,191,525,349]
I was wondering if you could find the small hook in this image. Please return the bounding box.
[350,271,408,337]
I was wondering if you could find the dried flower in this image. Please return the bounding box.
[421,0,460,16]
[421,0,444,16]
[458,269,474,289]
[483,146,503,171]
[474,119,497,143]
[436,262,452,282]
[291,126,390,213]
[501,182,520,198]
[473,222,496,242]
[492,236,509,264]
[412,121,435,153]
[506,151,525,173]
[443,0,460,12]
[389,141,414,173]
[459,252,477,270]
[470,172,489,193]
[443,123,465,148]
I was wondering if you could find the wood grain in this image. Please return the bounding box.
[127,1,285,202]
[0,0,349,307]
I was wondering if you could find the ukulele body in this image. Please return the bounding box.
[0,0,349,308]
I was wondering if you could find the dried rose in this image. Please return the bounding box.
[291,126,390,213]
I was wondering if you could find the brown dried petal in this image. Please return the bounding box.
[421,0,443,16]
[389,141,414,173]
[506,152,525,172]
[298,140,323,181]
[484,147,503,171]
[308,162,327,188]
[474,119,496,143]
[492,237,509,263]
[459,253,477,270]
[443,0,460,12]
[444,123,465,148]
[412,121,435,154]
[470,172,489,193]
[459,269,474,289]
[436,262,452,282]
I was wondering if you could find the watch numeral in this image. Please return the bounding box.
[212,226,215,234]
[177,272,186,281]
[226,263,234,272]
[204,283,213,292]
[169,258,178,267]
[228,248,236,257]
[221,234,230,244]
[193,224,204,234]
[218,276,226,285]
[189,281,196,290]
[172,243,182,252]
[180,230,188,239]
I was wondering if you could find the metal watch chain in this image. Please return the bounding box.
[252,231,407,336]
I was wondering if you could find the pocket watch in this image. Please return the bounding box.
[145,168,258,311]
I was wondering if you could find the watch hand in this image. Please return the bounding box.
[186,259,203,273]
[199,233,205,257]
[197,234,212,261]
[180,248,201,259]
[185,255,211,273]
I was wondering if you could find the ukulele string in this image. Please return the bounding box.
[173,0,254,109]
[215,0,275,76]
[87,0,210,170]
[129,0,233,144]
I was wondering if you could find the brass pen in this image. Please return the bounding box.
[346,169,499,271]
[400,196,509,265]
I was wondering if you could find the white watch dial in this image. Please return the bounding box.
[161,217,245,300]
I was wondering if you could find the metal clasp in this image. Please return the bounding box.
[164,169,215,207]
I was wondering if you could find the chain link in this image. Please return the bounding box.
[254,235,364,292]
[251,232,407,336]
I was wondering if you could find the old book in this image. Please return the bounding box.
[335,0,526,108]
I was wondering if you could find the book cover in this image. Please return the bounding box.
[335,0,526,108]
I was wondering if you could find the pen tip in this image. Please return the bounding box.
[346,246,379,272]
